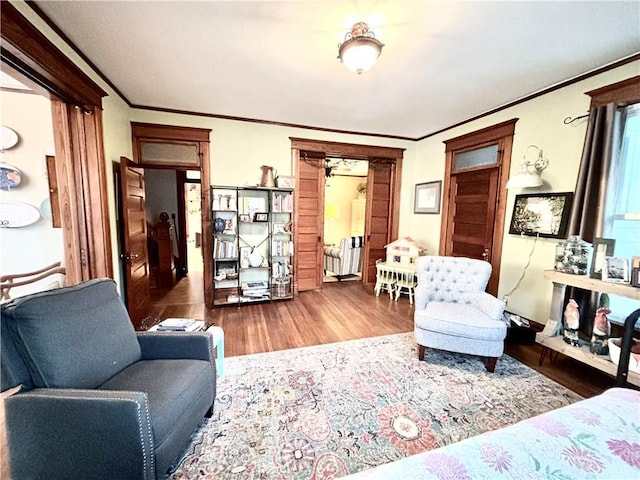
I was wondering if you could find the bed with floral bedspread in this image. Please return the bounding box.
[345,387,640,480]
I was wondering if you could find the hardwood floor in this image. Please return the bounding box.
[0,273,622,478]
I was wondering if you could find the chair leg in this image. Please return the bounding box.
[418,344,426,361]
[484,357,497,373]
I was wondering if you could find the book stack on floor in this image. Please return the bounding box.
[152,318,205,332]
[241,281,270,302]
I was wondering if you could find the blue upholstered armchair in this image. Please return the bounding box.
[414,256,507,372]
[323,236,364,279]
[1,279,216,479]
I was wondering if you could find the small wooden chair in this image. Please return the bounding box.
[375,259,396,299]
[0,262,66,301]
[395,268,417,304]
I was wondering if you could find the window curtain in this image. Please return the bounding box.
[566,103,617,242]
[565,103,618,338]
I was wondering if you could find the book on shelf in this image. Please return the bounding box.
[213,238,238,259]
[241,280,269,290]
[240,294,270,302]
[243,290,270,298]
[272,193,293,213]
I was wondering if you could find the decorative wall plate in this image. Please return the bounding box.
[0,201,40,228]
[0,164,22,190]
[0,126,19,151]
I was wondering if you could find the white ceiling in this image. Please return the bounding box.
[32,1,640,140]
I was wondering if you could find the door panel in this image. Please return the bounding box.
[364,164,393,282]
[444,168,500,293]
[120,157,150,329]
[295,154,325,291]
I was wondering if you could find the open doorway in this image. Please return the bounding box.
[142,168,203,289]
[185,173,203,274]
[322,158,368,283]
[0,74,65,296]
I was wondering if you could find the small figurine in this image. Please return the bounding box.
[563,299,581,347]
[590,293,611,355]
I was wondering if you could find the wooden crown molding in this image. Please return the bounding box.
[290,137,405,160]
[444,119,518,152]
[587,75,640,108]
[0,1,107,107]
[131,122,211,143]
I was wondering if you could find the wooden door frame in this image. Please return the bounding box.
[440,119,517,294]
[290,137,404,287]
[1,2,112,283]
[130,122,212,306]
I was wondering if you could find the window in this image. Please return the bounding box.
[603,102,640,321]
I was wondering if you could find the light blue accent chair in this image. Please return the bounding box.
[414,256,507,372]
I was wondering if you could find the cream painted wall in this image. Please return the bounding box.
[405,61,640,325]
[0,90,63,295]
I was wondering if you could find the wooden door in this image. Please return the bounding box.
[443,168,500,293]
[441,120,517,296]
[363,162,394,283]
[295,153,326,291]
[119,157,150,328]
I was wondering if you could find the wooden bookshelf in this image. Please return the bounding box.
[537,270,640,386]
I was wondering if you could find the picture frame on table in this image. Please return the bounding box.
[272,223,288,234]
[590,238,616,279]
[414,181,441,214]
[253,212,268,222]
[602,256,629,283]
[508,192,573,239]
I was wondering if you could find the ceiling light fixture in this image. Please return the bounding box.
[506,145,550,189]
[337,22,384,75]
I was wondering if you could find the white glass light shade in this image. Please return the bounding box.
[339,38,382,74]
[506,170,544,189]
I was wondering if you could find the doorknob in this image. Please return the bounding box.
[121,252,140,265]
[482,249,490,261]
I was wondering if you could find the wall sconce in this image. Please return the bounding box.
[506,145,550,189]
[337,22,384,75]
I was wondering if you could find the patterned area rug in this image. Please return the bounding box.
[170,333,582,479]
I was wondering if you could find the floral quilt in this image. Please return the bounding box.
[344,387,640,480]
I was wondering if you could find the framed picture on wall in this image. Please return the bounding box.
[414,181,441,214]
[508,192,573,239]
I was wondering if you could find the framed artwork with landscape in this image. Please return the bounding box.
[508,192,573,239]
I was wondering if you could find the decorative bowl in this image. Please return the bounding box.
[608,337,640,374]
